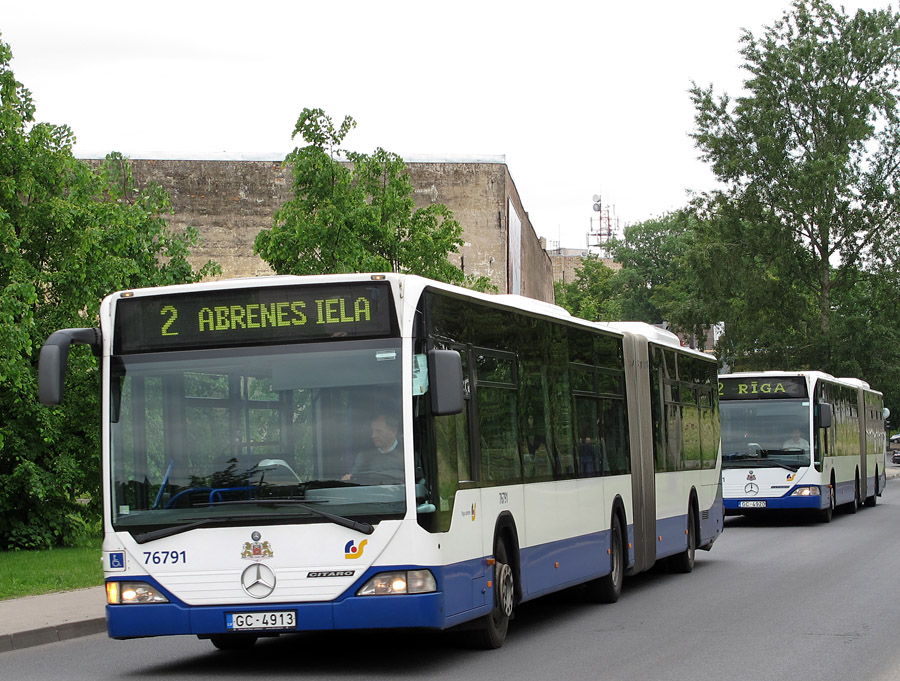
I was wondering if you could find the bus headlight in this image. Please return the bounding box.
[790,486,821,497]
[357,570,437,596]
[107,581,170,604]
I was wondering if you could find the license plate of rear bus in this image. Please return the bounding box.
[739,500,766,508]
[226,611,297,631]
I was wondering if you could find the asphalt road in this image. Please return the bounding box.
[6,483,900,681]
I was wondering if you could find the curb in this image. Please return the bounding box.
[0,617,107,654]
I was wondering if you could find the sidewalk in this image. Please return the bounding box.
[3,465,899,653]
[0,585,106,653]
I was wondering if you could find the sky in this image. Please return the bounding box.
[0,1,884,249]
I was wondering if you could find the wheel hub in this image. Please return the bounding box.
[496,563,514,617]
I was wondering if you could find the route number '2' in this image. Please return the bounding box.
[161,305,178,336]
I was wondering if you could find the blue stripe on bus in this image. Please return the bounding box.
[106,564,481,638]
[724,484,829,511]
[519,530,611,599]
[106,508,711,639]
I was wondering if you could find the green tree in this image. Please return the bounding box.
[690,0,900,367]
[553,255,622,321]
[0,35,218,549]
[599,211,712,347]
[687,191,819,368]
[827,267,900,418]
[256,108,489,288]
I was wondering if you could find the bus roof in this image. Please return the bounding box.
[721,370,880,395]
[104,273,712,359]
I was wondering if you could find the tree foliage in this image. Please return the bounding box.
[690,0,900,369]
[606,210,714,344]
[0,35,218,549]
[255,108,491,289]
[553,255,622,322]
[555,212,713,349]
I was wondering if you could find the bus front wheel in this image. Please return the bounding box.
[818,482,835,523]
[471,540,515,649]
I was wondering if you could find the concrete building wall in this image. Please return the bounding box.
[549,248,620,285]
[111,156,554,303]
[405,161,507,291]
[508,169,554,303]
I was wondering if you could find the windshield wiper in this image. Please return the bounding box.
[723,455,803,472]
[759,459,803,472]
[132,513,285,544]
[211,499,375,535]
[132,502,375,544]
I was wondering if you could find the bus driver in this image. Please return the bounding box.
[342,412,403,483]
[782,428,810,451]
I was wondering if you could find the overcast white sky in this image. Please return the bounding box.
[1,1,883,249]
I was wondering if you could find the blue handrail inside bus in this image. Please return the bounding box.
[152,460,175,509]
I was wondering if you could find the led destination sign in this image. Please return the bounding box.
[718,376,808,400]
[114,283,395,353]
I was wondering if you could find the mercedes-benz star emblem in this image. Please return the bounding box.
[745,482,760,496]
[241,562,276,599]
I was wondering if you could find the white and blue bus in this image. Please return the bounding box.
[40,274,723,649]
[719,371,887,522]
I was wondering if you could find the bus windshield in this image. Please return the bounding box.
[720,399,812,471]
[109,338,405,536]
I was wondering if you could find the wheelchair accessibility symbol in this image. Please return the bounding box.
[107,552,126,571]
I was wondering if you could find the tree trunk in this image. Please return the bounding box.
[819,265,831,367]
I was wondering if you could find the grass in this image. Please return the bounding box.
[0,540,104,600]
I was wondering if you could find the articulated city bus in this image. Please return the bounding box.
[719,371,887,522]
[40,274,723,650]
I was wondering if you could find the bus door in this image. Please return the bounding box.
[621,332,655,573]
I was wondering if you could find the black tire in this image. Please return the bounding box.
[209,634,258,651]
[865,469,878,507]
[586,515,624,603]
[470,539,515,649]
[670,504,696,574]
[818,481,835,523]
[848,477,859,514]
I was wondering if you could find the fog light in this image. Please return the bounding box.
[357,569,436,596]
[108,581,169,604]
[790,486,821,497]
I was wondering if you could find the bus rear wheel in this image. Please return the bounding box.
[865,469,878,507]
[471,540,515,649]
[586,515,624,603]
[848,477,859,514]
[669,505,696,574]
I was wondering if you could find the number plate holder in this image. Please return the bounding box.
[226,611,297,631]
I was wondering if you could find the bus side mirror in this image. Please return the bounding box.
[39,328,100,405]
[428,349,463,416]
[817,402,833,430]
